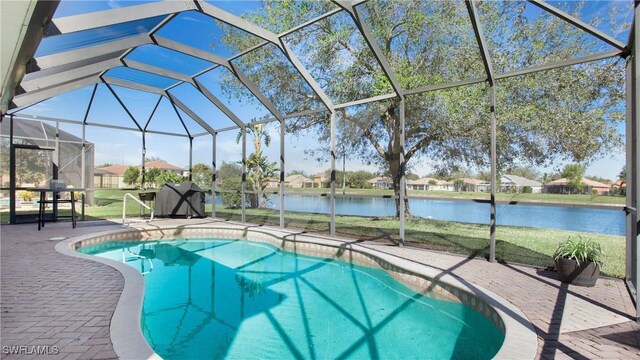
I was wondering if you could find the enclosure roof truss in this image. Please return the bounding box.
[6,0,632,133]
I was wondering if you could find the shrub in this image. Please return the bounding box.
[553,235,603,266]
[17,190,34,202]
[220,177,243,209]
[521,186,532,193]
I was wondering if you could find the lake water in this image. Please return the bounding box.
[213,194,625,236]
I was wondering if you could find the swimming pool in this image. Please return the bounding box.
[79,238,505,359]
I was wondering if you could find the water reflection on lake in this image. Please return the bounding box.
[212,194,624,236]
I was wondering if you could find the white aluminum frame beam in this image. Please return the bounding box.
[21,57,122,92]
[152,34,229,66]
[12,74,98,107]
[123,59,194,84]
[165,92,216,135]
[34,34,151,69]
[23,50,124,81]
[332,0,404,98]
[192,79,245,129]
[102,76,165,95]
[195,1,280,46]
[195,0,334,110]
[529,0,626,51]
[47,1,197,35]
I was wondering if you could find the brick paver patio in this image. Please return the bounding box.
[1,219,639,359]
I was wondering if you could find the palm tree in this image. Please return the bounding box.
[236,123,276,208]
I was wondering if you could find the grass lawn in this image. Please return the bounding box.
[215,207,625,279]
[1,188,625,278]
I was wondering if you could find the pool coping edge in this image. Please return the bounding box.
[56,223,538,360]
[55,228,161,360]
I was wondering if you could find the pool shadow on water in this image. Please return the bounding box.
[138,242,288,359]
[113,237,517,359]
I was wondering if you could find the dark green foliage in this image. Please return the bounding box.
[123,166,140,186]
[522,186,533,194]
[218,161,243,181]
[220,0,625,216]
[220,177,243,209]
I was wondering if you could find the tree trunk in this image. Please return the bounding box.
[388,153,410,218]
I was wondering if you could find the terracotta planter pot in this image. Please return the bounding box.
[555,257,600,287]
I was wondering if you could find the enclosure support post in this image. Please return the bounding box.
[632,1,640,323]
[399,99,406,247]
[489,84,497,263]
[9,114,15,224]
[53,122,60,220]
[188,136,193,182]
[241,128,246,223]
[211,132,216,218]
[81,84,97,197]
[330,111,336,236]
[280,121,285,228]
[141,132,146,190]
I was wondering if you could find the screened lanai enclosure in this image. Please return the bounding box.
[0,0,639,321]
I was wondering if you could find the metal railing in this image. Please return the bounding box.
[122,193,154,226]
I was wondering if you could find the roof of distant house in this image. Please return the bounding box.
[367,176,391,183]
[462,178,489,185]
[545,178,610,188]
[285,174,310,182]
[96,164,129,176]
[145,160,184,171]
[406,177,449,185]
[501,174,542,187]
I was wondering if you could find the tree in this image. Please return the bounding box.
[155,170,186,187]
[618,165,627,181]
[221,0,624,217]
[453,179,465,192]
[218,161,243,181]
[15,148,49,186]
[428,179,437,190]
[123,166,140,187]
[140,167,163,188]
[345,170,375,189]
[192,163,213,190]
[562,164,586,193]
[236,122,278,208]
[220,177,243,209]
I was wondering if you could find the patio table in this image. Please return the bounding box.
[28,188,86,231]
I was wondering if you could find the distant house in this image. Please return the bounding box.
[145,160,185,175]
[611,180,626,193]
[461,178,490,192]
[367,176,392,189]
[500,174,542,193]
[312,172,330,188]
[544,178,610,195]
[406,177,454,191]
[94,160,186,189]
[94,165,128,189]
[266,178,280,188]
[285,174,311,188]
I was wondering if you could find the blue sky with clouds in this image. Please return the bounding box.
[17,0,633,179]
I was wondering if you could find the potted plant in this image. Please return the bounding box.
[553,236,603,287]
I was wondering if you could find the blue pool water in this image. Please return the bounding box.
[79,239,505,359]
[212,194,624,235]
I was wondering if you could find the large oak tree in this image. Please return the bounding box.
[220,0,626,217]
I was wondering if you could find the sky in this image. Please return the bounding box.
[12,0,634,180]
